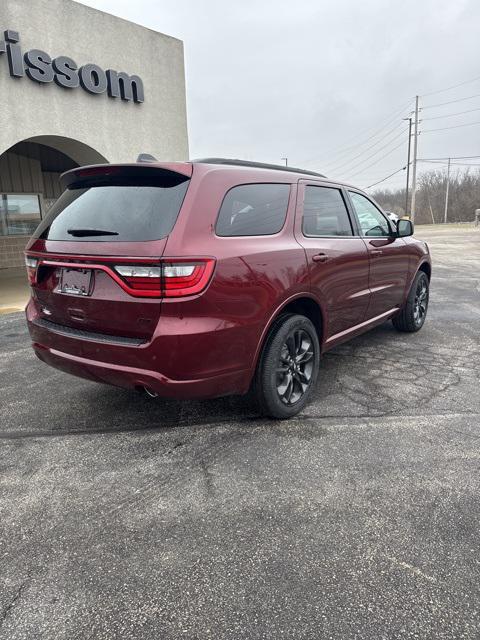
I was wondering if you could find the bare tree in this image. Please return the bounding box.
[372,168,480,223]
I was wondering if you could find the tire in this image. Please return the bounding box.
[254,314,320,419]
[392,270,429,332]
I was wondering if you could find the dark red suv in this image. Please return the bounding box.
[25,158,431,418]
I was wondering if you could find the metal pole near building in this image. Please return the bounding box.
[444,157,451,224]
[410,95,419,221]
[403,117,412,216]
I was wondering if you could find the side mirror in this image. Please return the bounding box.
[396,218,414,237]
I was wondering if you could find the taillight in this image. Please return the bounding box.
[24,255,38,284]
[115,266,162,293]
[114,259,215,298]
[162,261,215,297]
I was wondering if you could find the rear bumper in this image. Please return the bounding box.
[26,301,252,399]
[31,342,248,399]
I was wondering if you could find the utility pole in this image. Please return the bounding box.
[281,157,288,166]
[444,157,451,224]
[403,117,412,216]
[410,95,420,221]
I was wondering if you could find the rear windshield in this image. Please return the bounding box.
[34,179,189,242]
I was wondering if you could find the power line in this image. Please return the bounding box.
[304,75,480,180]
[325,125,408,174]
[448,162,480,167]
[422,119,480,133]
[326,99,413,155]
[341,138,407,181]
[334,130,405,175]
[421,106,480,121]
[365,166,406,189]
[422,93,480,110]
[322,121,406,171]
[418,160,480,167]
[358,176,408,183]
[420,159,477,163]
[418,155,480,161]
[421,74,480,98]
[304,98,414,166]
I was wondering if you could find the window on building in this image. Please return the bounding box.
[349,192,391,237]
[216,183,290,236]
[302,186,353,236]
[0,194,42,236]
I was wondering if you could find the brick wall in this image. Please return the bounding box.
[0,236,29,269]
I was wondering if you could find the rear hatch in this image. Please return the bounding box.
[25,163,192,340]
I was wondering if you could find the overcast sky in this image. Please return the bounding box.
[83,0,480,191]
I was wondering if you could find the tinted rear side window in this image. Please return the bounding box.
[303,186,353,237]
[34,180,189,242]
[216,183,290,237]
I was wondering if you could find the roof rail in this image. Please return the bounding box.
[192,157,326,178]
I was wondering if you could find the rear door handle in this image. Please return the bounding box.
[312,253,328,263]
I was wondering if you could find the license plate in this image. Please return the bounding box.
[60,268,92,296]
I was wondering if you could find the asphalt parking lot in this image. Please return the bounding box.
[1,225,479,639]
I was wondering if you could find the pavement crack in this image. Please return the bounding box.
[166,441,186,455]
[199,457,215,496]
[385,556,437,583]
[0,580,28,626]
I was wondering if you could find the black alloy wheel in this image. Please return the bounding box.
[393,270,429,332]
[276,329,314,405]
[413,276,429,327]
[255,314,320,419]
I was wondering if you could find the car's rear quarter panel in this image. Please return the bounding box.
[161,167,310,388]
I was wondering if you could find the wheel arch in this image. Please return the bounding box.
[252,294,326,373]
[400,259,431,311]
[418,260,431,281]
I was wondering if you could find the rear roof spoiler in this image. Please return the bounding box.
[137,153,158,163]
[61,162,193,189]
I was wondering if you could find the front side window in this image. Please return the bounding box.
[349,192,391,237]
[0,194,41,236]
[302,186,353,237]
[216,183,290,237]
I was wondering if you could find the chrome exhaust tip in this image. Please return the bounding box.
[143,386,159,398]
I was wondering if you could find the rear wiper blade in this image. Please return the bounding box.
[67,228,119,237]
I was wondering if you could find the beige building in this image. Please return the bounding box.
[0,0,189,270]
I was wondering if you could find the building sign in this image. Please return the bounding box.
[0,29,144,103]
